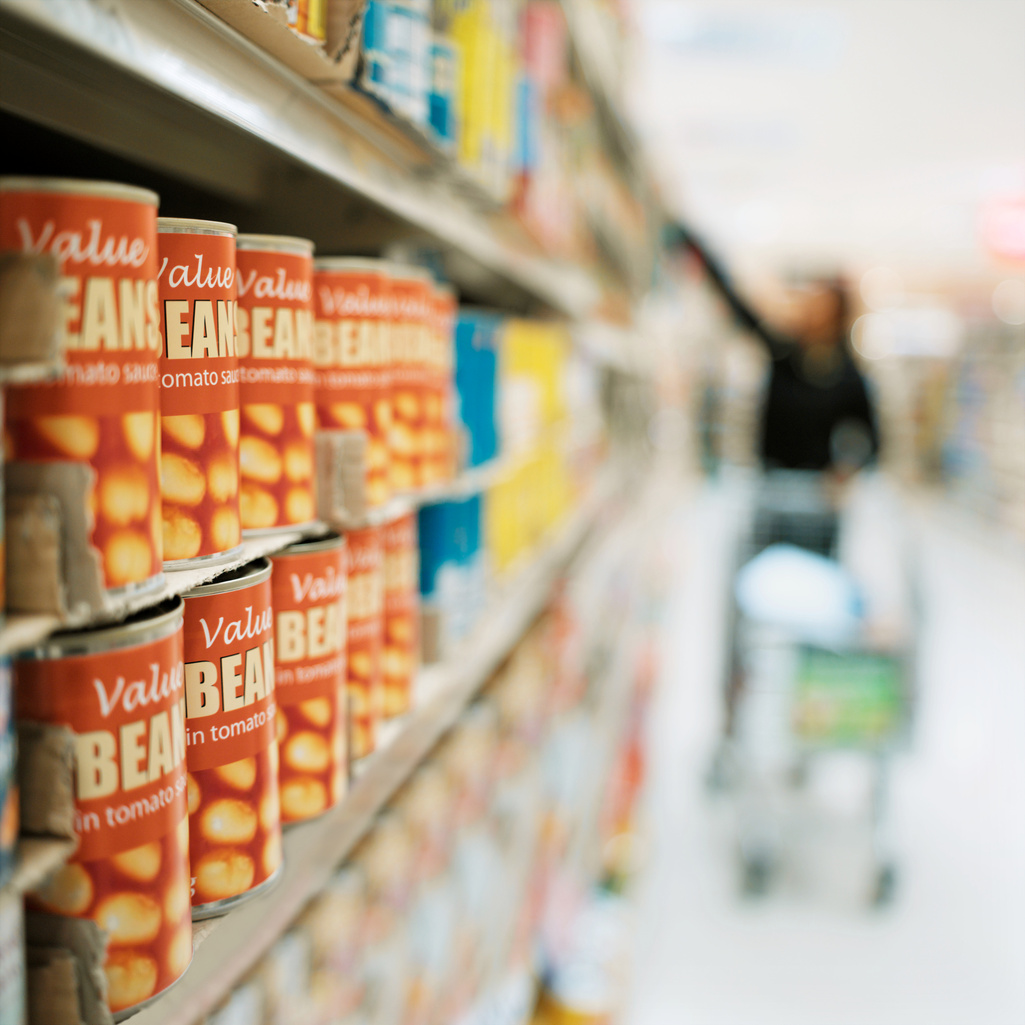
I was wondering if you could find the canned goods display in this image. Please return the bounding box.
[14,599,191,1017]
[157,218,242,568]
[313,258,393,508]
[388,267,433,494]
[382,512,419,718]
[182,559,282,918]
[235,235,316,533]
[270,535,348,824]
[345,526,384,759]
[0,178,164,595]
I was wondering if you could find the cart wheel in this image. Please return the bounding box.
[872,864,898,907]
[741,854,773,897]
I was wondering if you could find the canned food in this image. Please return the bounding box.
[382,512,418,718]
[313,258,392,508]
[235,235,316,534]
[157,218,242,568]
[270,534,347,824]
[287,0,327,43]
[387,267,433,494]
[0,178,164,596]
[345,526,384,759]
[421,283,456,486]
[182,559,282,918]
[14,599,191,1018]
[0,658,14,888]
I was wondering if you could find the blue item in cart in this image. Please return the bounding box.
[454,311,501,468]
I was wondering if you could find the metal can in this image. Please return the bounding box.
[0,178,164,596]
[235,235,316,534]
[345,526,384,759]
[182,559,282,918]
[157,218,242,568]
[14,599,191,1018]
[422,282,456,486]
[287,0,327,43]
[313,257,393,508]
[387,267,433,494]
[382,511,418,718]
[269,534,348,824]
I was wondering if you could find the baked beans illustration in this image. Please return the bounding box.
[345,526,383,759]
[15,599,190,1017]
[387,267,433,495]
[235,236,316,533]
[0,178,164,595]
[382,512,418,718]
[182,560,281,917]
[157,218,241,567]
[270,535,347,823]
[313,258,392,508]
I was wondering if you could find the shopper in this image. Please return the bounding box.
[673,224,880,474]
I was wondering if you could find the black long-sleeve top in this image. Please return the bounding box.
[684,231,880,471]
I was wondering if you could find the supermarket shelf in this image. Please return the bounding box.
[0,0,600,319]
[127,463,622,1025]
[2,837,77,898]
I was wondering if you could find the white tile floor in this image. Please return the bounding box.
[624,480,1025,1025]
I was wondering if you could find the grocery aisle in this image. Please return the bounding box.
[625,480,1025,1025]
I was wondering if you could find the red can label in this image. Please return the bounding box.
[182,573,281,909]
[388,276,432,494]
[235,245,316,530]
[158,227,241,562]
[420,287,455,487]
[382,513,418,718]
[15,623,192,1015]
[313,266,392,508]
[0,186,163,590]
[271,541,348,823]
[346,527,383,759]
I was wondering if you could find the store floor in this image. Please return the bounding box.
[624,477,1025,1025]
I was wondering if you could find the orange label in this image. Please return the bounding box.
[183,574,281,906]
[314,267,392,507]
[1,188,164,589]
[271,540,348,822]
[157,230,239,416]
[382,513,418,718]
[236,248,315,407]
[346,526,383,758]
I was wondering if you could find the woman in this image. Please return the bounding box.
[676,225,880,473]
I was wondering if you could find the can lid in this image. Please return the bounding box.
[20,596,184,660]
[314,257,391,274]
[275,533,345,557]
[0,176,160,207]
[237,234,315,256]
[158,217,238,237]
[184,557,272,597]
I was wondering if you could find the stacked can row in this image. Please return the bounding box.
[0,177,455,605]
[8,509,417,1017]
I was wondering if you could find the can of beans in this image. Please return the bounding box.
[313,257,393,508]
[387,267,433,495]
[157,218,242,568]
[346,525,384,759]
[422,282,456,486]
[235,235,316,534]
[382,511,418,718]
[181,559,282,918]
[270,534,348,824]
[0,178,164,597]
[14,598,190,1018]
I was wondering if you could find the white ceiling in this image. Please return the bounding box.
[626,0,1025,279]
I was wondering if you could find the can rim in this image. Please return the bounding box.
[274,533,345,557]
[236,234,315,255]
[0,176,160,206]
[314,257,391,274]
[158,217,238,237]
[19,596,184,660]
[184,557,271,597]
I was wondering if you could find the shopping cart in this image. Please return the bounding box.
[713,471,915,905]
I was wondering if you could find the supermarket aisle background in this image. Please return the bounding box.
[624,478,1025,1025]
